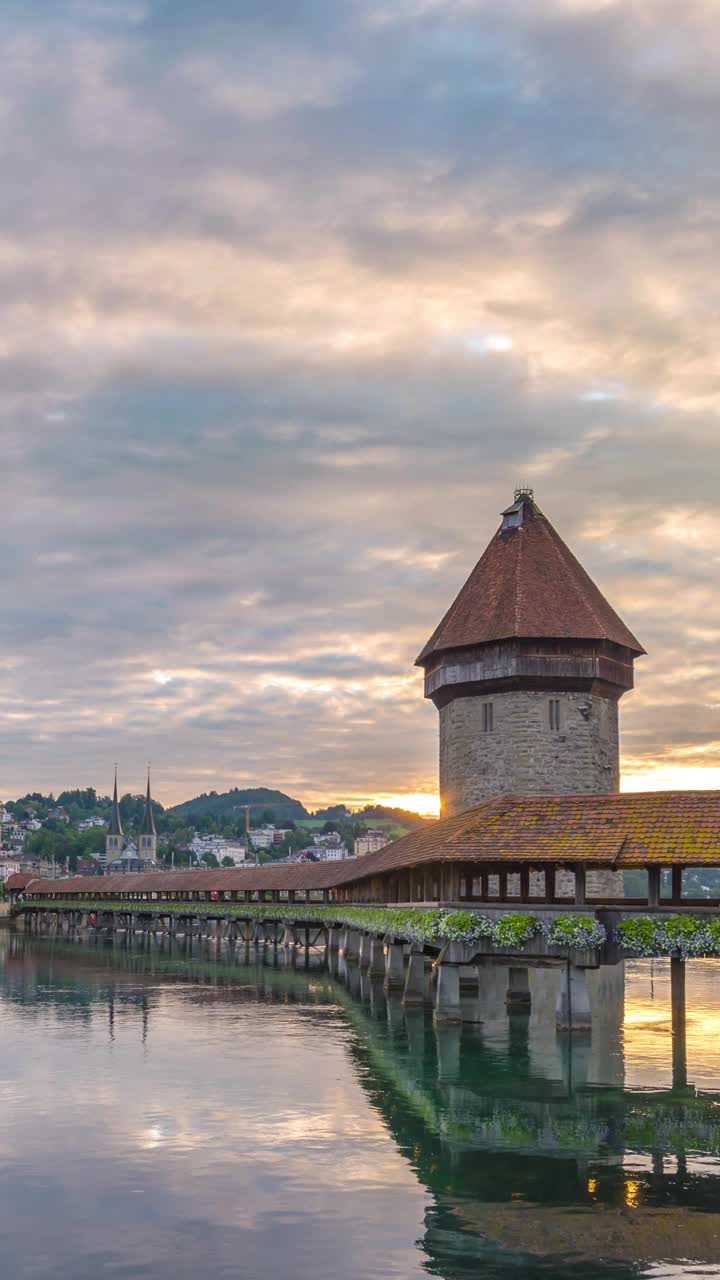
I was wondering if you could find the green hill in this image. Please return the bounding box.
[169,787,308,821]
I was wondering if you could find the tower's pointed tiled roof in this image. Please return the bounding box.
[109,768,123,837]
[417,491,644,664]
[141,771,156,836]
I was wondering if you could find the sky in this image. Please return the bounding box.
[3,0,720,813]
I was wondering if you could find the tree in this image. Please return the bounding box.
[202,852,219,868]
[221,856,235,867]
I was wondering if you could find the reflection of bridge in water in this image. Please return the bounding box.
[5,928,720,1278]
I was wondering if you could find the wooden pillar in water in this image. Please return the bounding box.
[385,942,405,990]
[368,937,385,977]
[434,961,462,1024]
[343,928,360,960]
[402,945,426,1006]
[506,966,531,1010]
[556,963,592,1032]
[671,955,688,1091]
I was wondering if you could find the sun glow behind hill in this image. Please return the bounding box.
[358,792,440,818]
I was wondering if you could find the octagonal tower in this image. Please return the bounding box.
[416,490,645,817]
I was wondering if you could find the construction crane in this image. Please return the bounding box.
[239,802,282,865]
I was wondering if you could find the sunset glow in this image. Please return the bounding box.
[354,793,441,818]
[621,765,720,793]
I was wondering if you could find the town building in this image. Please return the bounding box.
[47,807,70,823]
[17,853,44,875]
[219,843,247,865]
[108,854,149,874]
[249,826,292,849]
[315,844,350,862]
[354,830,390,857]
[1,822,24,850]
[189,834,247,864]
[76,857,101,876]
[248,827,275,849]
[0,856,22,882]
[77,817,107,832]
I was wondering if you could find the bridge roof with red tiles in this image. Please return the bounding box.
[417,493,644,664]
[7,873,40,891]
[22,860,355,897]
[339,792,720,873]
[20,792,720,902]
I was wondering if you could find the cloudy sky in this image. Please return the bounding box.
[3,0,719,811]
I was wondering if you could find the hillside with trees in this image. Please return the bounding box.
[169,787,308,821]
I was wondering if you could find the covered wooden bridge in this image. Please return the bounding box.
[12,790,720,912]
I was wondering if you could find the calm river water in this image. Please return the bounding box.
[0,931,719,1279]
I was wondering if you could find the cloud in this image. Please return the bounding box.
[2,0,720,805]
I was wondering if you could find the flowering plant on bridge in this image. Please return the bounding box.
[545,915,607,950]
[25,899,603,953]
[616,915,720,958]
[492,913,543,948]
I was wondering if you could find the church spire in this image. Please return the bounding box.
[109,766,123,837]
[139,765,158,862]
[104,766,124,870]
[141,768,156,836]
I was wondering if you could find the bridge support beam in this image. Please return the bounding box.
[556,964,592,1032]
[434,961,462,1025]
[506,965,531,1011]
[385,942,405,990]
[402,945,426,1006]
[368,937,386,978]
[359,932,372,971]
[327,927,341,951]
[343,928,360,961]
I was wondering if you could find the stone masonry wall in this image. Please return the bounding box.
[439,688,619,816]
[439,689,623,896]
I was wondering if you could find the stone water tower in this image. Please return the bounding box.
[416,490,644,817]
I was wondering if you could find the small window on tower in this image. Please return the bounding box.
[483,702,494,732]
[549,698,561,732]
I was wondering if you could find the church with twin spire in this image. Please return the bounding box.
[102,768,157,871]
